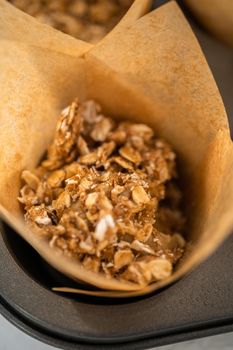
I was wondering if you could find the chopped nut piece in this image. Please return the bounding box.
[111,185,124,202]
[82,256,100,273]
[135,223,153,242]
[56,237,68,251]
[91,118,113,142]
[47,170,65,188]
[26,205,51,226]
[67,238,79,251]
[119,146,142,163]
[19,99,186,286]
[132,185,150,204]
[79,152,98,165]
[79,238,94,254]
[121,263,147,285]
[21,170,40,191]
[94,214,115,241]
[65,176,79,186]
[35,214,51,226]
[18,185,38,207]
[65,162,84,178]
[141,258,172,281]
[109,130,126,144]
[113,156,134,171]
[128,123,154,140]
[115,241,131,249]
[53,191,71,212]
[98,193,113,211]
[97,141,116,164]
[79,177,93,190]
[114,249,134,270]
[77,136,89,156]
[85,192,99,208]
[131,240,156,255]
[130,136,145,150]
[52,225,66,235]
[170,233,186,249]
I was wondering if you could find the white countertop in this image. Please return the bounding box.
[1,314,233,350]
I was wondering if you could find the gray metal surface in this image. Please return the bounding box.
[1,315,233,350]
[1,223,233,348]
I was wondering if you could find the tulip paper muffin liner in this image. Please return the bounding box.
[0,0,233,296]
[184,0,233,47]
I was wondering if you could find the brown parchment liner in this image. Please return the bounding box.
[184,0,233,47]
[0,1,233,297]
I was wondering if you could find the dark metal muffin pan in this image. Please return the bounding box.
[1,223,233,349]
[1,2,233,349]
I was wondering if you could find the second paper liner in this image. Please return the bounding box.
[0,1,233,297]
[184,0,233,47]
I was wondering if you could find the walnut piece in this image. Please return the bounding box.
[19,99,186,286]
